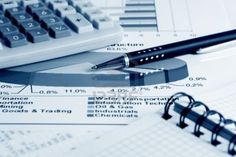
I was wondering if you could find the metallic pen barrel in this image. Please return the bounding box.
[92,55,129,70]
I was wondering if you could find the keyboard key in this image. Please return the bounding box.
[5,7,25,18]
[56,5,76,18]
[0,16,11,27]
[20,21,40,33]
[75,2,94,13]
[84,9,103,21]
[93,16,114,29]
[49,23,71,38]
[41,16,62,29]
[48,0,68,10]
[33,8,53,21]
[12,13,33,25]
[0,25,18,37]
[21,0,39,7]
[27,28,50,43]
[4,32,28,48]
[26,2,45,14]
[0,1,18,10]
[69,0,87,6]
[65,13,93,33]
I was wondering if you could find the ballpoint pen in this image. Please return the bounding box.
[92,29,236,70]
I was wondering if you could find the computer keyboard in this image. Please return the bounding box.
[0,0,123,69]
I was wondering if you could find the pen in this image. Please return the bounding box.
[92,29,236,70]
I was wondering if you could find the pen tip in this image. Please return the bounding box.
[91,65,98,70]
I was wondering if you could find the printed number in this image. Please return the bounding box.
[28,22,33,27]
[19,15,26,20]
[190,33,197,37]
[13,35,19,40]
[50,18,56,23]
[41,11,47,15]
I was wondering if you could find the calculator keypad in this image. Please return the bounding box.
[0,0,115,48]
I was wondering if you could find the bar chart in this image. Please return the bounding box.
[91,0,232,53]
[92,0,193,32]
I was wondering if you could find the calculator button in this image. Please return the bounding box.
[26,2,45,14]
[56,6,76,18]
[48,0,68,10]
[0,16,11,27]
[69,0,87,6]
[49,23,71,38]
[4,32,28,48]
[20,21,40,33]
[0,1,18,10]
[21,0,39,7]
[84,9,103,21]
[5,7,25,18]
[65,13,93,33]
[27,28,50,43]
[33,8,53,21]
[93,16,114,29]
[75,2,94,13]
[41,16,62,29]
[0,25,18,37]
[12,13,33,25]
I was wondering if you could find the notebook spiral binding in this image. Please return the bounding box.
[163,92,236,156]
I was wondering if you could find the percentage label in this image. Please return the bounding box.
[189,77,207,81]
[154,85,172,90]
[0,85,12,89]
[110,89,129,93]
[65,89,87,94]
[38,90,58,94]
[140,87,150,91]
[0,91,9,95]
[186,83,204,87]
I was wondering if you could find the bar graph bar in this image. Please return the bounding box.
[119,0,158,31]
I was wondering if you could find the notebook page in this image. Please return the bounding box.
[196,81,236,119]
[0,127,111,157]
[67,113,229,157]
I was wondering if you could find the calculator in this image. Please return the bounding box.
[0,0,123,69]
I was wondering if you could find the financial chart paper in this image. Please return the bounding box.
[1,0,236,156]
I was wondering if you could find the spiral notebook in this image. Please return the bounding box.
[67,92,236,157]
